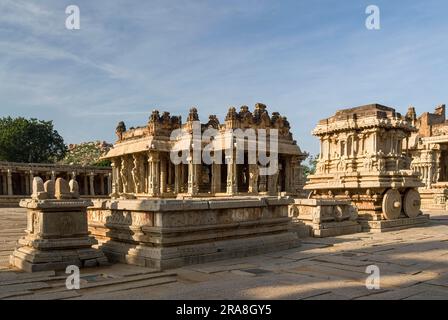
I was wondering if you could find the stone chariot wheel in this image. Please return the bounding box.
[382,189,402,220]
[403,189,421,218]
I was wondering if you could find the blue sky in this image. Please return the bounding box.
[1,0,448,156]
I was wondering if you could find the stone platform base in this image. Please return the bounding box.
[360,214,430,232]
[308,221,362,237]
[88,197,300,270]
[419,187,448,211]
[99,233,299,270]
[289,222,312,238]
[289,199,362,238]
[10,243,108,272]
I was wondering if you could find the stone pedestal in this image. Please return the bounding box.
[10,199,108,272]
[289,199,362,237]
[87,196,299,270]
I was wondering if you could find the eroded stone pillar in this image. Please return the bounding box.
[187,155,199,196]
[160,156,167,193]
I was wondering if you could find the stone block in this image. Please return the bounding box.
[289,199,361,237]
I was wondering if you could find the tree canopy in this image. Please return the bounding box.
[0,117,67,163]
[302,154,318,177]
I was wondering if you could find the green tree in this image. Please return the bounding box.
[0,117,67,163]
[302,154,319,177]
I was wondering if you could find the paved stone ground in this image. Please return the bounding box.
[1,207,448,300]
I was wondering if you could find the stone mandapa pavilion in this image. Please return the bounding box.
[102,103,307,198]
[87,104,307,269]
[304,104,429,232]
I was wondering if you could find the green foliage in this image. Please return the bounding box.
[60,141,112,166]
[302,154,319,177]
[0,116,66,163]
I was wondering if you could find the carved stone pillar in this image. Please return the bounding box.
[7,169,13,196]
[51,170,56,181]
[131,154,142,194]
[148,152,160,196]
[107,172,112,195]
[167,162,173,192]
[120,156,131,194]
[248,164,258,194]
[110,159,120,196]
[160,156,167,194]
[211,163,221,194]
[226,154,237,195]
[187,156,199,196]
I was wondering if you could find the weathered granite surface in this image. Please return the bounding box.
[87,196,300,270]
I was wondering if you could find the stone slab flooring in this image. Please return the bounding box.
[1,207,448,300]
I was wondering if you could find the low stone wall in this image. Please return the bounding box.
[87,197,299,270]
[289,199,361,237]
